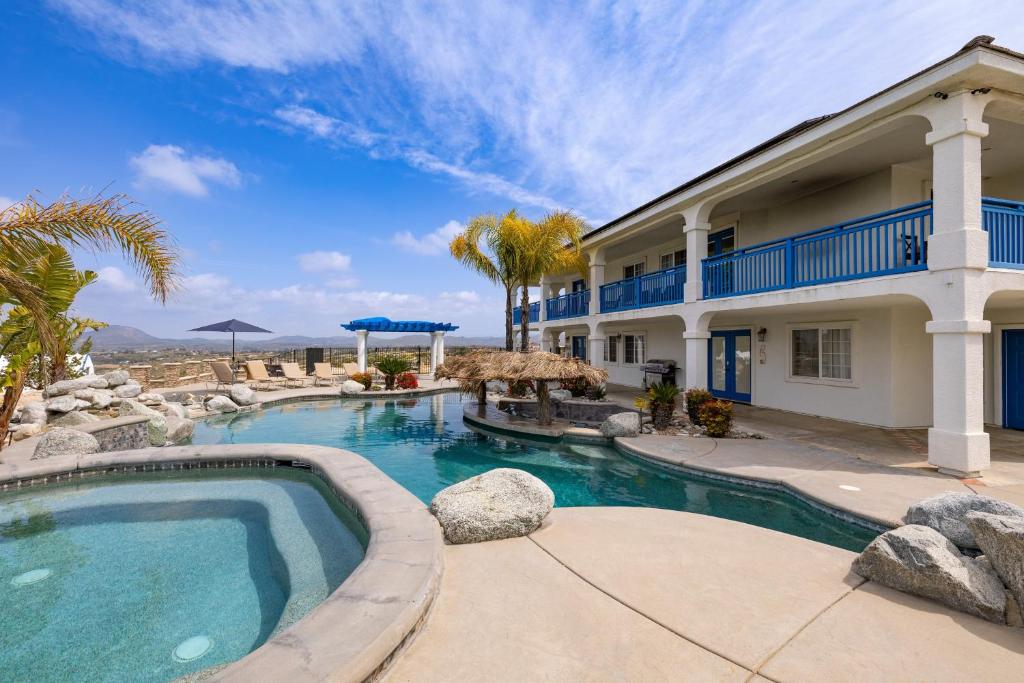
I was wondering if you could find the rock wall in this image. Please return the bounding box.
[75,416,151,452]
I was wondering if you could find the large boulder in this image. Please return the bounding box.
[905,492,1024,549]
[138,392,166,405]
[103,370,130,387]
[429,468,555,544]
[162,402,188,419]
[165,416,194,443]
[43,377,92,398]
[12,423,42,441]
[967,511,1024,620]
[32,427,100,460]
[119,399,167,446]
[113,383,143,399]
[90,391,113,410]
[549,389,572,402]
[341,379,366,394]
[45,395,79,414]
[599,412,641,438]
[86,375,109,389]
[229,384,258,406]
[206,395,239,413]
[20,401,48,425]
[852,524,1007,623]
[49,411,101,428]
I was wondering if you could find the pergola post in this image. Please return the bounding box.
[356,330,369,373]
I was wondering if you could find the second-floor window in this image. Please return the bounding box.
[660,250,686,270]
[571,279,586,293]
[623,261,645,279]
[624,334,645,365]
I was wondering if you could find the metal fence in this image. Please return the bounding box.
[266,345,490,374]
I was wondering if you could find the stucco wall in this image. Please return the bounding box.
[599,318,684,388]
[888,304,933,428]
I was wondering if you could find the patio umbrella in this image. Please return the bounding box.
[188,319,273,362]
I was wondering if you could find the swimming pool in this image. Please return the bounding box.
[191,394,877,551]
[0,468,366,683]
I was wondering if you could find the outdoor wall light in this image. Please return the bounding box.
[757,327,768,343]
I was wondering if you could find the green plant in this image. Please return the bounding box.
[586,383,606,401]
[698,399,734,437]
[560,376,591,397]
[646,382,680,430]
[506,379,534,398]
[375,354,413,390]
[396,372,418,390]
[350,372,373,389]
[684,388,713,425]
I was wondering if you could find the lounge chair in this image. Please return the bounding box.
[281,362,312,388]
[313,362,339,386]
[245,360,286,390]
[209,361,237,390]
[342,362,360,378]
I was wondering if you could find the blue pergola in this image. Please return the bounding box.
[341,317,459,333]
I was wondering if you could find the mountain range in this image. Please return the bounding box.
[82,325,505,351]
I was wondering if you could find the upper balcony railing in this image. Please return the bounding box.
[546,290,590,320]
[983,197,1024,269]
[702,201,933,299]
[512,301,540,324]
[600,265,686,313]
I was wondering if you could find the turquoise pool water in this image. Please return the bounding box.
[191,394,877,551]
[0,469,366,683]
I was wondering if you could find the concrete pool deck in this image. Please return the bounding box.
[384,507,1024,682]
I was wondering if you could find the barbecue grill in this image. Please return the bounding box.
[641,359,678,387]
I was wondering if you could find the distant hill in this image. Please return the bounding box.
[83,325,504,351]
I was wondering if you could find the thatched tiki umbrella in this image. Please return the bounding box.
[436,351,607,425]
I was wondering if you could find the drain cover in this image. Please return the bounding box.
[173,635,213,662]
[11,568,52,586]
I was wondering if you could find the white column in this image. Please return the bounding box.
[356,330,369,372]
[428,332,439,372]
[683,207,710,302]
[927,319,990,477]
[588,336,606,370]
[925,92,989,271]
[683,330,710,389]
[437,332,446,366]
[538,276,548,322]
[588,248,605,316]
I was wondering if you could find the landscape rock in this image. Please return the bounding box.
[119,399,167,446]
[906,492,1024,549]
[45,395,79,414]
[341,379,366,394]
[49,411,101,427]
[967,511,1024,622]
[549,389,572,401]
[162,402,188,419]
[12,423,41,441]
[164,416,194,443]
[206,395,239,413]
[74,399,92,410]
[20,401,47,425]
[103,370,130,387]
[853,524,1007,623]
[90,392,113,410]
[86,376,109,389]
[43,377,91,397]
[138,392,166,405]
[113,383,143,399]
[74,388,96,402]
[429,468,555,544]
[599,412,641,438]
[32,427,100,460]
[229,384,258,406]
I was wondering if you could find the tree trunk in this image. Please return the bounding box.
[477,381,487,416]
[49,354,68,384]
[504,285,514,351]
[519,284,530,353]
[536,381,551,426]
[0,368,27,452]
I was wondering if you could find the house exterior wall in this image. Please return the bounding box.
[599,318,684,388]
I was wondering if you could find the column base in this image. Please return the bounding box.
[927,427,989,478]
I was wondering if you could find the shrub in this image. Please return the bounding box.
[697,399,734,437]
[586,383,606,401]
[559,377,591,397]
[684,388,713,425]
[506,380,534,398]
[375,354,413,390]
[396,372,419,390]
[350,372,373,389]
[646,382,680,430]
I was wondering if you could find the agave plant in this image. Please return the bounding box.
[375,354,413,390]
[646,382,680,431]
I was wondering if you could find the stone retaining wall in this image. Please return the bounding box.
[498,397,638,425]
[73,415,151,452]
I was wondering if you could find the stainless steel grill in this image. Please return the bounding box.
[641,359,678,387]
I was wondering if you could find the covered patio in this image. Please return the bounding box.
[341,317,459,373]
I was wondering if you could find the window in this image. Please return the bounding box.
[791,327,852,381]
[624,334,645,365]
[571,279,586,293]
[708,228,735,257]
[660,249,686,270]
[623,261,645,279]
[604,336,618,363]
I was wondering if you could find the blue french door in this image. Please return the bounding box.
[1004,330,1024,430]
[571,335,587,360]
[708,330,752,402]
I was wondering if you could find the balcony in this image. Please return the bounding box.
[512,301,540,324]
[599,265,686,313]
[983,197,1024,269]
[545,290,590,320]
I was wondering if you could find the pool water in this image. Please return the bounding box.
[0,469,366,683]
[191,394,877,551]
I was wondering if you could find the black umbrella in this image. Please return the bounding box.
[188,319,273,362]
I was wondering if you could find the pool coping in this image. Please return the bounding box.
[0,444,444,683]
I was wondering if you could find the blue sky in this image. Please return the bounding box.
[2,1,1022,338]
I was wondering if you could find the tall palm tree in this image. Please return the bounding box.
[514,211,588,352]
[449,210,528,351]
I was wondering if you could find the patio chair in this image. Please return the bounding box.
[281,362,313,388]
[313,362,339,386]
[209,361,237,391]
[342,362,360,378]
[245,359,286,390]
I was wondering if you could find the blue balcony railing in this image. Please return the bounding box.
[546,290,590,320]
[600,265,686,313]
[703,201,933,299]
[512,301,540,324]
[983,197,1024,269]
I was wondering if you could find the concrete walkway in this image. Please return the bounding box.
[384,508,1024,682]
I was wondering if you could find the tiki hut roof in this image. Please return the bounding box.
[436,350,607,385]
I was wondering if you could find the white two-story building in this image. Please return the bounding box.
[517,36,1024,478]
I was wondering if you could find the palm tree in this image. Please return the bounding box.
[449,211,528,351]
[514,211,588,352]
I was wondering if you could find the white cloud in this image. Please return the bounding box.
[297,250,352,272]
[439,290,481,304]
[391,219,463,256]
[129,144,241,197]
[0,195,17,212]
[96,266,137,292]
[274,104,340,138]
